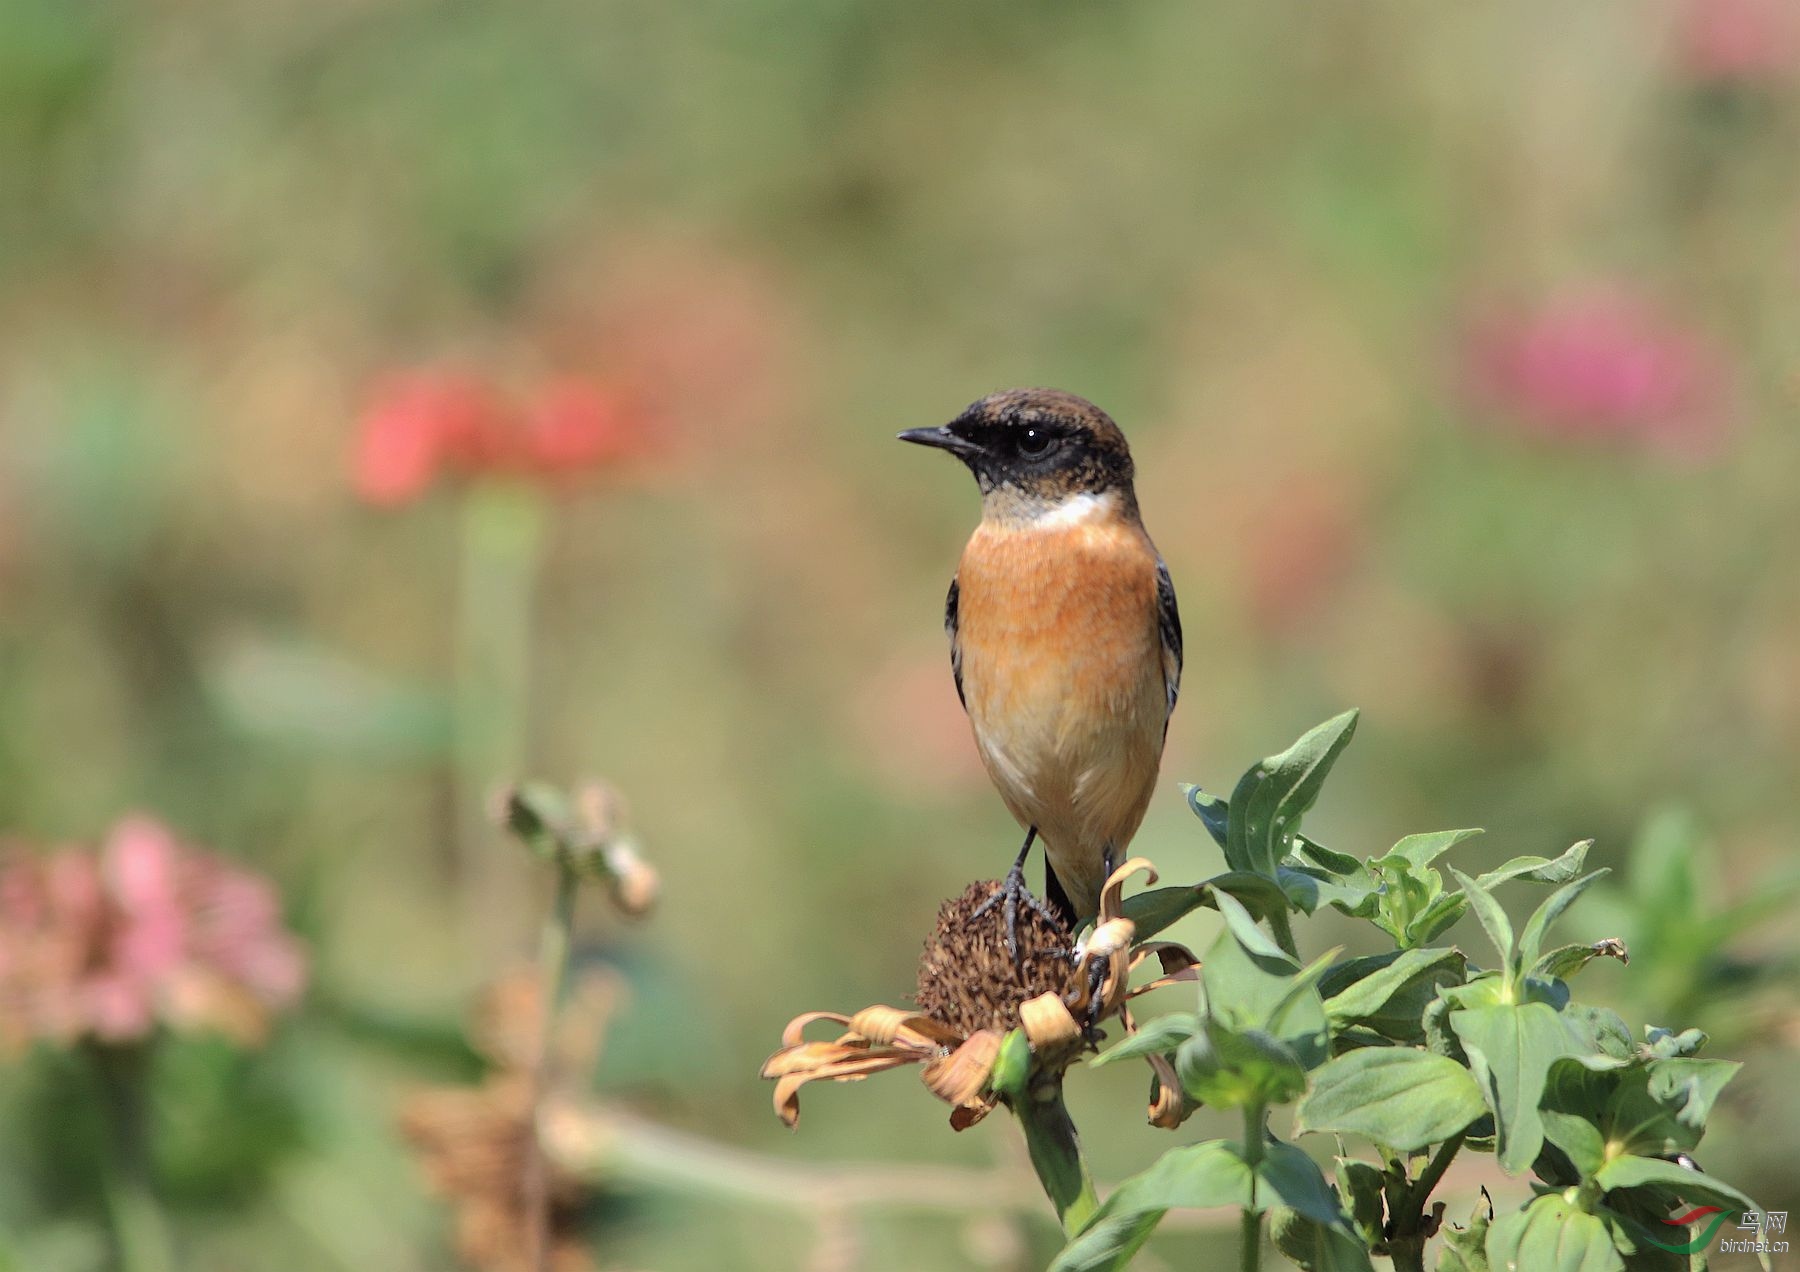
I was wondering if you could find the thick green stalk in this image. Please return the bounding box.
[1385,1131,1464,1272]
[1014,1081,1099,1234]
[522,859,580,1272]
[1240,1103,1266,1272]
[452,483,548,965]
[92,1043,175,1272]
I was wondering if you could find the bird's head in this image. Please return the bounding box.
[898,388,1137,524]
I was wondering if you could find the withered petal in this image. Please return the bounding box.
[1127,941,1201,978]
[1019,992,1082,1050]
[920,1028,1001,1108]
[949,1100,996,1131]
[770,1052,922,1128]
[1145,1052,1195,1129]
[1097,856,1158,922]
[780,1010,856,1047]
[849,1004,960,1049]
[760,1039,876,1078]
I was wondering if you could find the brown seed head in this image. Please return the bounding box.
[915,881,1080,1038]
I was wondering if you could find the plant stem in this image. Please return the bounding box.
[1240,1103,1266,1272]
[1388,1236,1427,1272]
[523,859,580,1272]
[453,482,547,965]
[1013,1079,1099,1234]
[91,1044,175,1272]
[1385,1130,1464,1272]
[1403,1131,1464,1226]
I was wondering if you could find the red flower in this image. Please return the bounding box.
[352,371,509,507]
[521,377,645,477]
[351,370,651,505]
[1463,289,1736,460]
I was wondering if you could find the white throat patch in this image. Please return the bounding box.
[1031,490,1114,528]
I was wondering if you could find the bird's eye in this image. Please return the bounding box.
[1017,427,1056,457]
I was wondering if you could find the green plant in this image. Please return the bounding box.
[1044,711,1766,1272]
[1575,807,1800,1043]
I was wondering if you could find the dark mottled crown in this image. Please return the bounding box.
[942,388,1136,499]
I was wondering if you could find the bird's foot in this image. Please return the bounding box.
[1079,942,1111,1040]
[970,863,1065,967]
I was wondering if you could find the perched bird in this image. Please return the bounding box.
[900,388,1181,951]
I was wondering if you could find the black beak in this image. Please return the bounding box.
[897,424,981,458]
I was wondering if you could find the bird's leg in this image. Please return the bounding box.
[969,827,1063,966]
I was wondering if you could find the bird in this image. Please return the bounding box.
[899,388,1182,954]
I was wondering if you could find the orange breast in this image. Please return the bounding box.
[955,518,1168,913]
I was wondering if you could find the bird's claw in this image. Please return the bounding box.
[969,863,1063,968]
[1080,950,1110,1039]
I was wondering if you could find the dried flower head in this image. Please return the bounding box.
[0,816,307,1049]
[762,858,1199,1131]
[914,881,1079,1037]
[399,969,621,1272]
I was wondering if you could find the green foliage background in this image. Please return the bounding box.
[1,1,1796,1268]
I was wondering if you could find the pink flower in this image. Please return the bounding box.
[1463,289,1735,460]
[0,817,307,1049]
[1675,0,1800,84]
[351,370,652,504]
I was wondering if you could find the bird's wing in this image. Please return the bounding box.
[945,574,965,709]
[1156,558,1182,723]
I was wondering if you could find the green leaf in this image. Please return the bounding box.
[1297,1048,1488,1151]
[1051,1140,1252,1272]
[1337,1158,1386,1247]
[1540,1110,1606,1177]
[1592,1154,1760,1217]
[1451,1001,1579,1175]
[1118,886,1209,941]
[1211,886,1294,963]
[1437,1203,1491,1272]
[1271,1206,1380,1272]
[1516,871,1609,971]
[1476,841,1593,889]
[1201,919,1300,1027]
[1226,710,1360,878]
[1177,1019,1308,1109]
[1323,947,1466,1042]
[1280,865,1381,918]
[1377,829,1484,873]
[1207,872,1295,921]
[1486,1193,1622,1272]
[1121,871,1294,941]
[1408,893,1470,946]
[1296,834,1363,877]
[1532,940,1629,982]
[1449,869,1514,968]
[1091,1014,1199,1067]
[1259,1140,1354,1226]
[1560,1005,1635,1063]
[1184,784,1231,848]
[1604,1059,1740,1156]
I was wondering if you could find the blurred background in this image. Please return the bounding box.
[2,0,1798,1268]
